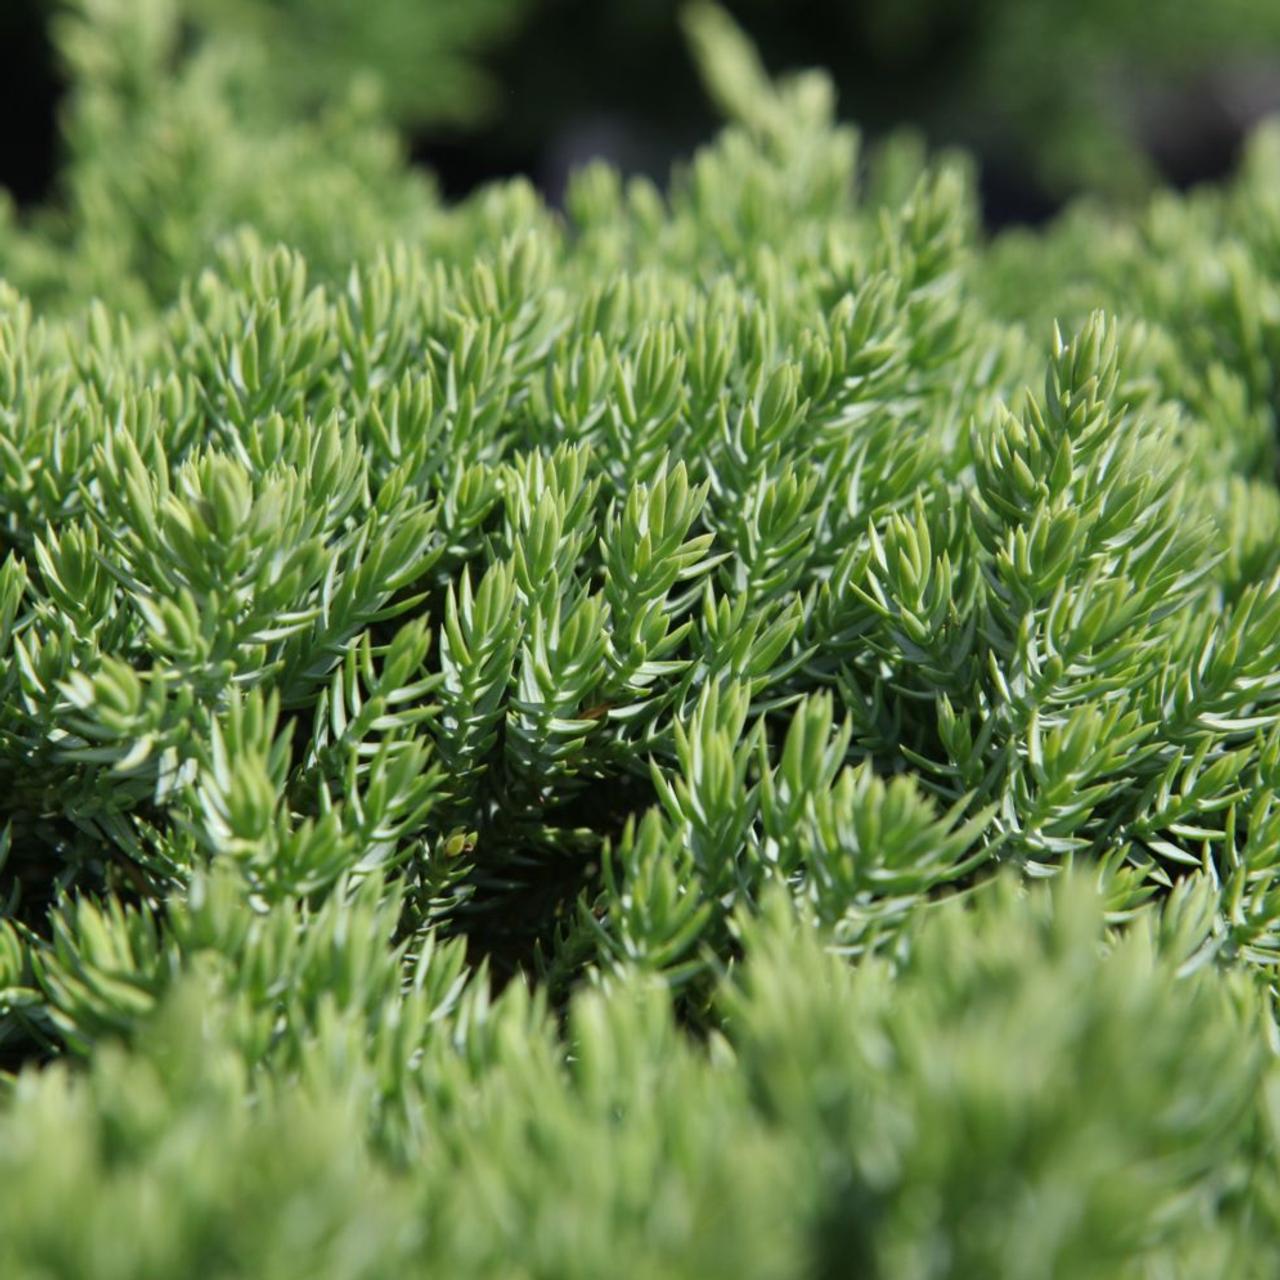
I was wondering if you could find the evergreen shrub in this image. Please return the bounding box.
[4,3,1280,1275]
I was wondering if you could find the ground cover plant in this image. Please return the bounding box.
[6,1,1280,1275]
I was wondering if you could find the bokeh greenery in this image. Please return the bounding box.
[4,2,1280,1275]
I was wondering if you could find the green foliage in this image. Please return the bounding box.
[3,872,1276,1279]
[862,0,1280,197]
[181,0,530,128]
[4,2,1280,1274]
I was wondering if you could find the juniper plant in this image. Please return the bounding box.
[3,2,1280,1276]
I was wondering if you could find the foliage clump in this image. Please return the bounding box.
[4,2,1280,1275]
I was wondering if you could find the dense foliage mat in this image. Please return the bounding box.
[6,2,1280,1275]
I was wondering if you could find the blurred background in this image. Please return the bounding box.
[5,0,1280,229]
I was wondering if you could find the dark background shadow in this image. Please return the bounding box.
[3,0,1279,230]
